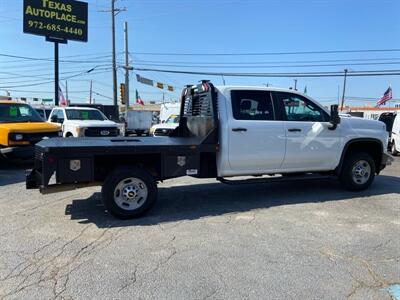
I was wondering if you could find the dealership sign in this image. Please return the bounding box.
[23,0,88,42]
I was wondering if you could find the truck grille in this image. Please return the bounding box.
[27,132,59,144]
[34,146,44,161]
[85,127,120,137]
[154,128,173,136]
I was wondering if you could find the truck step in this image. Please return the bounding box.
[217,174,336,185]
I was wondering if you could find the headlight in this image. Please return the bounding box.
[9,133,24,141]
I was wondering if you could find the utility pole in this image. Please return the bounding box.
[294,79,298,91]
[111,0,118,117]
[340,68,348,111]
[65,80,68,103]
[124,21,131,113]
[337,85,340,106]
[99,1,126,118]
[89,80,93,104]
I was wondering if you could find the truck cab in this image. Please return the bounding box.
[0,101,60,159]
[48,107,122,138]
[27,82,392,219]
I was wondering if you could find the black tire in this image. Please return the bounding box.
[66,132,74,138]
[101,166,157,219]
[340,152,376,191]
[391,141,399,156]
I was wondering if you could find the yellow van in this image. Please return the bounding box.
[0,101,61,159]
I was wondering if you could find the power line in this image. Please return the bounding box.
[132,67,400,77]
[131,57,400,65]
[0,68,111,88]
[0,53,122,64]
[132,61,400,69]
[131,48,400,56]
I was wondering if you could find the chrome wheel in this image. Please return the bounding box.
[351,160,371,185]
[113,177,148,210]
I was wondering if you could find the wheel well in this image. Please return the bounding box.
[65,132,73,137]
[93,154,162,182]
[338,140,383,174]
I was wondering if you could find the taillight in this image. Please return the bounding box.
[202,83,209,92]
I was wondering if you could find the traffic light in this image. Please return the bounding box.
[120,83,125,105]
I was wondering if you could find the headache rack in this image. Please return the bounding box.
[171,80,218,145]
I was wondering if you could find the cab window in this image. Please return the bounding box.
[231,90,275,121]
[276,92,327,122]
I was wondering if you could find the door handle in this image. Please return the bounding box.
[288,128,302,132]
[232,128,247,132]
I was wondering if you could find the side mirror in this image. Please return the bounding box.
[161,120,165,124]
[50,115,58,123]
[329,105,340,130]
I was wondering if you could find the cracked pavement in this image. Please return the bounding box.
[0,158,399,299]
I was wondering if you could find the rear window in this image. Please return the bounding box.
[231,90,275,121]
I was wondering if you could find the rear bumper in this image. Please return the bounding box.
[380,152,394,171]
[0,146,34,159]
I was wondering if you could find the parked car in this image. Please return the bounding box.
[48,107,122,138]
[150,114,180,136]
[390,113,400,155]
[0,101,60,159]
[27,81,393,219]
[378,112,397,150]
[34,107,53,121]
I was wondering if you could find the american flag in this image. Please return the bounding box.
[59,85,68,107]
[136,89,144,105]
[376,86,392,107]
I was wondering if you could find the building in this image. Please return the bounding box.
[344,105,400,120]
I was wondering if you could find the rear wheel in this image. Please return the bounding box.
[102,166,157,219]
[391,141,399,156]
[340,152,375,191]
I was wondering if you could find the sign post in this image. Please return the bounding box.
[23,0,88,106]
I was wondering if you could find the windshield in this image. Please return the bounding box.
[0,103,44,123]
[166,115,180,124]
[66,109,107,121]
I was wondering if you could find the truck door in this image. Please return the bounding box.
[274,92,341,171]
[227,90,286,173]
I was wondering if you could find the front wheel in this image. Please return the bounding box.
[340,152,376,191]
[102,166,158,219]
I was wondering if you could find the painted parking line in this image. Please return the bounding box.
[388,284,400,300]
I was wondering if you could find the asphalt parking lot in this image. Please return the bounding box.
[0,158,399,300]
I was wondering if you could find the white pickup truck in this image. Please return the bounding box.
[48,107,122,138]
[27,81,393,219]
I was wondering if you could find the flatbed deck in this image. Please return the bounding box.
[36,136,217,155]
